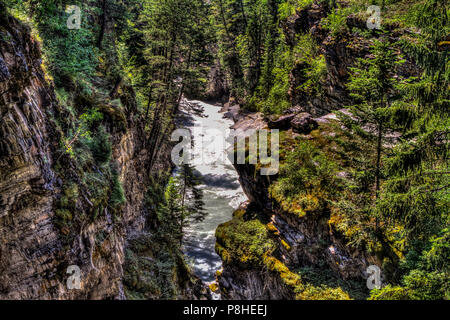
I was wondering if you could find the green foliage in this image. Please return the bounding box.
[278,0,314,21]
[402,270,449,300]
[298,54,327,96]
[123,234,179,300]
[13,1,98,86]
[212,0,286,105]
[334,40,405,253]
[369,285,412,300]
[164,176,183,234]
[376,0,449,255]
[270,140,340,217]
[321,5,351,37]
[54,182,79,231]
[130,0,213,106]
[297,283,351,300]
[370,270,449,300]
[124,174,202,300]
[4,0,448,301]
[216,210,276,267]
[109,171,126,209]
[423,229,450,272]
[260,43,293,114]
[378,228,450,300]
[88,126,112,164]
[292,34,327,97]
[161,165,206,243]
[297,266,368,299]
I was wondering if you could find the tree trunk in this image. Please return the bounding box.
[109,76,122,98]
[145,87,153,122]
[180,169,187,245]
[238,0,247,29]
[177,46,192,106]
[218,0,231,40]
[375,120,383,232]
[97,0,107,49]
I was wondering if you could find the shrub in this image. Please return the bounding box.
[260,44,293,115]
[110,172,126,209]
[216,212,276,267]
[27,1,98,86]
[402,270,449,300]
[270,140,340,216]
[88,126,112,164]
[321,5,351,37]
[369,285,412,300]
[278,0,315,21]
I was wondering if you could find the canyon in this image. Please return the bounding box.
[0,11,204,299]
[0,0,446,301]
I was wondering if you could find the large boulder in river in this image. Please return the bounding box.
[291,112,318,134]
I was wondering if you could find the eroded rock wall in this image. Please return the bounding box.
[215,2,420,300]
[0,13,191,300]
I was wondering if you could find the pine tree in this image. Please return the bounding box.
[335,39,405,253]
[164,176,184,242]
[370,0,449,298]
[378,0,449,242]
[164,165,206,244]
[259,0,279,98]
[132,0,213,169]
[178,164,206,241]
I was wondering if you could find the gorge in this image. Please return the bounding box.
[0,0,448,301]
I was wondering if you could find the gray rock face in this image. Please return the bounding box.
[0,14,192,300]
[267,114,296,130]
[0,16,137,299]
[0,56,10,81]
[291,112,318,134]
[218,265,296,300]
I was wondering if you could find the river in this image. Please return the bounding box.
[178,100,247,285]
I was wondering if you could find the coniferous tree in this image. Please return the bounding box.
[129,0,214,169]
[368,0,449,298]
[165,165,206,244]
[335,39,405,252]
[378,0,449,242]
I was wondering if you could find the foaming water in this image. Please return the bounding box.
[181,100,247,284]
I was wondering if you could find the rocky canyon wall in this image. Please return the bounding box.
[0,12,200,300]
[215,1,421,300]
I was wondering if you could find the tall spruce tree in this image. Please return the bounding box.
[378,0,449,242]
[369,0,449,299]
[336,39,405,254]
[165,165,206,244]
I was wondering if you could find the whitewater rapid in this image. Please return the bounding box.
[180,100,247,284]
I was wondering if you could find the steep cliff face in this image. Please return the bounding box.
[215,2,421,300]
[282,2,420,116]
[216,112,372,300]
[0,13,200,300]
[0,14,65,299]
